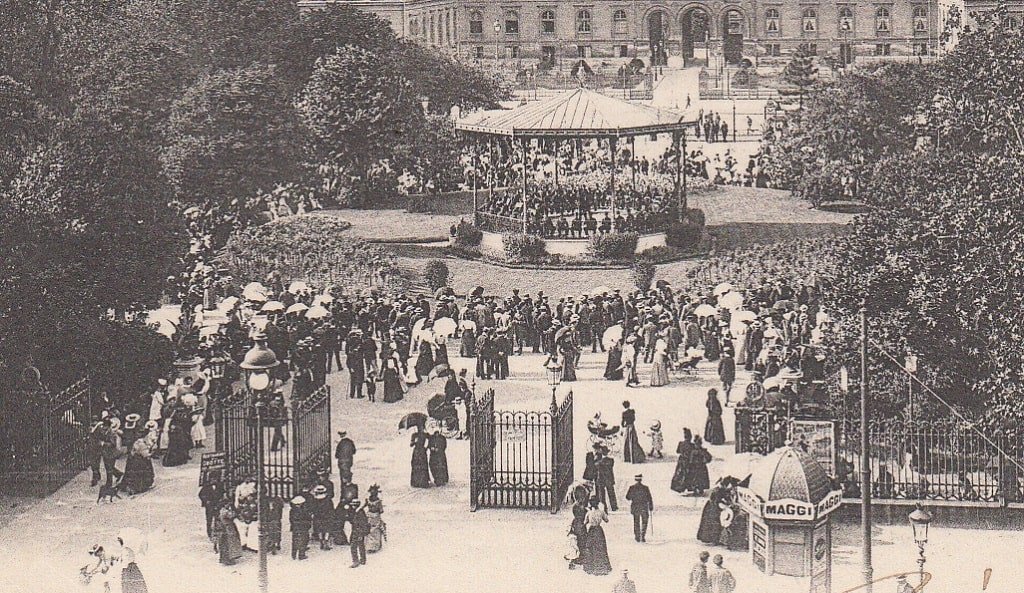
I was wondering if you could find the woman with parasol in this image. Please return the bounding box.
[602,325,624,380]
[401,414,432,488]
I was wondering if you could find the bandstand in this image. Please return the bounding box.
[456,88,696,256]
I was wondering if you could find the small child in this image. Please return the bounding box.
[365,371,377,403]
[289,495,311,560]
[646,420,664,459]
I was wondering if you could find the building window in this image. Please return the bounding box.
[912,41,928,55]
[445,12,451,44]
[838,7,854,34]
[910,5,927,33]
[469,11,483,34]
[875,7,891,34]
[429,15,436,43]
[506,45,520,58]
[800,42,818,56]
[474,45,485,58]
[577,10,592,33]
[577,45,592,58]
[541,10,556,33]
[1004,16,1020,30]
[613,9,628,35]
[765,43,781,56]
[410,19,419,37]
[618,44,629,57]
[873,43,891,55]
[802,8,818,33]
[766,8,780,33]
[505,10,519,35]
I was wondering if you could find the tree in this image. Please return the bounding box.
[0,76,41,190]
[296,45,422,206]
[781,45,818,109]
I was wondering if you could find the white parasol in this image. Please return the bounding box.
[217,296,240,312]
[733,310,757,323]
[713,282,735,297]
[288,280,310,294]
[305,305,331,319]
[242,282,268,301]
[286,302,309,315]
[719,291,744,311]
[261,301,285,313]
[312,294,334,306]
[694,304,717,317]
[433,317,457,337]
[459,319,477,332]
[602,324,624,349]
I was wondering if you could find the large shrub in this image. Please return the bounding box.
[223,213,396,291]
[587,232,638,260]
[666,208,706,249]
[423,259,451,292]
[453,220,483,248]
[502,233,546,263]
[631,260,656,291]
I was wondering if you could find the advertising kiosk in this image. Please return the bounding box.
[736,446,843,593]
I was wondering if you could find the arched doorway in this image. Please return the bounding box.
[721,8,745,65]
[680,8,711,63]
[648,11,669,66]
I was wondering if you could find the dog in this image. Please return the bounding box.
[97,482,122,503]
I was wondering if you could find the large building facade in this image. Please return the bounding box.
[300,0,952,65]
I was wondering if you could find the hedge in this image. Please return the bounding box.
[424,259,451,292]
[631,259,656,291]
[454,220,483,248]
[502,233,547,263]
[587,232,639,260]
[666,208,706,249]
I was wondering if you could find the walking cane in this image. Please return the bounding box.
[649,509,654,538]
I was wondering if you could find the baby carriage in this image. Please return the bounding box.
[427,394,461,438]
[587,413,621,454]
[673,347,705,377]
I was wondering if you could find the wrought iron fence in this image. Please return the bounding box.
[469,389,573,512]
[0,374,92,496]
[218,384,332,499]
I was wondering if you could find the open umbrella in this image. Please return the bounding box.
[306,305,331,319]
[719,292,744,311]
[433,317,457,337]
[242,282,268,301]
[459,319,477,332]
[694,304,717,317]
[773,299,795,312]
[714,282,735,297]
[261,301,285,313]
[427,394,448,419]
[733,310,757,323]
[312,294,334,306]
[763,376,783,391]
[602,324,624,349]
[286,302,309,315]
[412,317,428,336]
[554,326,572,345]
[117,527,148,558]
[398,412,428,431]
[288,280,310,294]
[217,296,240,312]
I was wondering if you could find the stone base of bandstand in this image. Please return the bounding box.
[479,229,666,259]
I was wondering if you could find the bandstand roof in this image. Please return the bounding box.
[455,88,694,138]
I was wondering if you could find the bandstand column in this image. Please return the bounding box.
[554,139,559,187]
[521,136,529,235]
[472,136,479,225]
[610,136,618,232]
[682,130,688,213]
[487,137,494,196]
[631,135,637,192]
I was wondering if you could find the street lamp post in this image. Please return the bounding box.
[239,334,281,593]
[908,503,933,588]
[860,302,873,593]
[545,357,563,408]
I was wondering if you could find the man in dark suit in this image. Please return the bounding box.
[595,446,618,511]
[625,474,654,542]
[346,331,364,399]
[335,431,356,483]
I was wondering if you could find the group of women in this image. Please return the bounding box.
[567,490,613,576]
[410,426,449,489]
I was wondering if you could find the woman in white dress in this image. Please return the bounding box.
[649,333,670,387]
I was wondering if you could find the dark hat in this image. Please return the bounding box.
[634,474,643,481]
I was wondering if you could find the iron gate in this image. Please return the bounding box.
[218,384,331,499]
[0,372,92,496]
[469,389,573,512]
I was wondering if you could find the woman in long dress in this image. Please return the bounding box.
[410,427,431,488]
[603,341,623,380]
[689,436,712,495]
[162,405,192,467]
[382,355,404,403]
[670,429,693,493]
[703,321,721,362]
[217,505,243,565]
[622,337,639,387]
[649,335,670,387]
[365,486,386,553]
[583,499,612,575]
[428,430,449,486]
[696,484,728,544]
[117,537,148,593]
[414,339,435,382]
[558,334,577,382]
[460,327,477,357]
[434,335,450,368]
[120,440,154,495]
[704,389,726,445]
[567,499,588,570]
[620,401,645,464]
